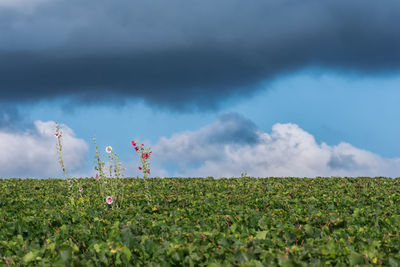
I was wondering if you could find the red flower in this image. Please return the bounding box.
[135,147,139,151]
[147,169,150,174]
[131,141,136,146]
[138,166,142,170]
[141,153,149,159]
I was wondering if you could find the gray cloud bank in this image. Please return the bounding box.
[1,0,400,110]
[153,113,400,177]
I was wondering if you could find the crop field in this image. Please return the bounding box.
[0,177,399,266]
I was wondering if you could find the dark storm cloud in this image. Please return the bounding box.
[0,0,399,111]
[208,113,261,145]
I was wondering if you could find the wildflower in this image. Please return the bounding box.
[106,146,112,153]
[131,141,136,146]
[138,166,142,170]
[55,132,63,138]
[135,147,139,152]
[147,169,150,174]
[95,174,99,180]
[141,153,149,159]
[106,196,113,204]
[79,187,83,192]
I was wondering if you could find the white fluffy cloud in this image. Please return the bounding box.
[153,114,400,178]
[0,120,88,178]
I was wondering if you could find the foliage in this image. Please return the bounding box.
[1,177,399,266]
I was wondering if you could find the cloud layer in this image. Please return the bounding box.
[153,113,400,177]
[1,115,399,178]
[0,120,88,178]
[0,0,399,111]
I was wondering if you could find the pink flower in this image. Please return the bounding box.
[106,146,112,153]
[79,187,83,192]
[55,132,63,138]
[138,166,142,170]
[135,147,139,152]
[141,153,149,159]
[147,169,150,174]
[106,196,113,205]
[132,140,136,146]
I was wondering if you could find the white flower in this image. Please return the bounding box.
[106,196,113,205]
[106,146,112,153]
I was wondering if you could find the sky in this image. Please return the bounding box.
[1,0,400,178]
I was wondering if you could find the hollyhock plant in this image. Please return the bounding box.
[55,122,132,210]
[131,140,152,179]
[55,122,84,208]
[55,124,67,179]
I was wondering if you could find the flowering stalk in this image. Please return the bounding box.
[55,122,82,206]
[93,137,106,179]
[93,144,125,208]
[55,123,67,179]
[132,140,152,179]
[132,140,153,205]
[55,122,129,210]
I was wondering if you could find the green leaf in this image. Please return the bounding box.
[22,251,35,263]
[60,246,72,262]
[349,251,364,265]
[255,231,268,240]
[230,223,237,233]
[94,244,101,253]
[121,246,132,262]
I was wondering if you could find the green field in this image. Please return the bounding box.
[0,177,399,266]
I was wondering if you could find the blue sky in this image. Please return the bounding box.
[1,0,400,178]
